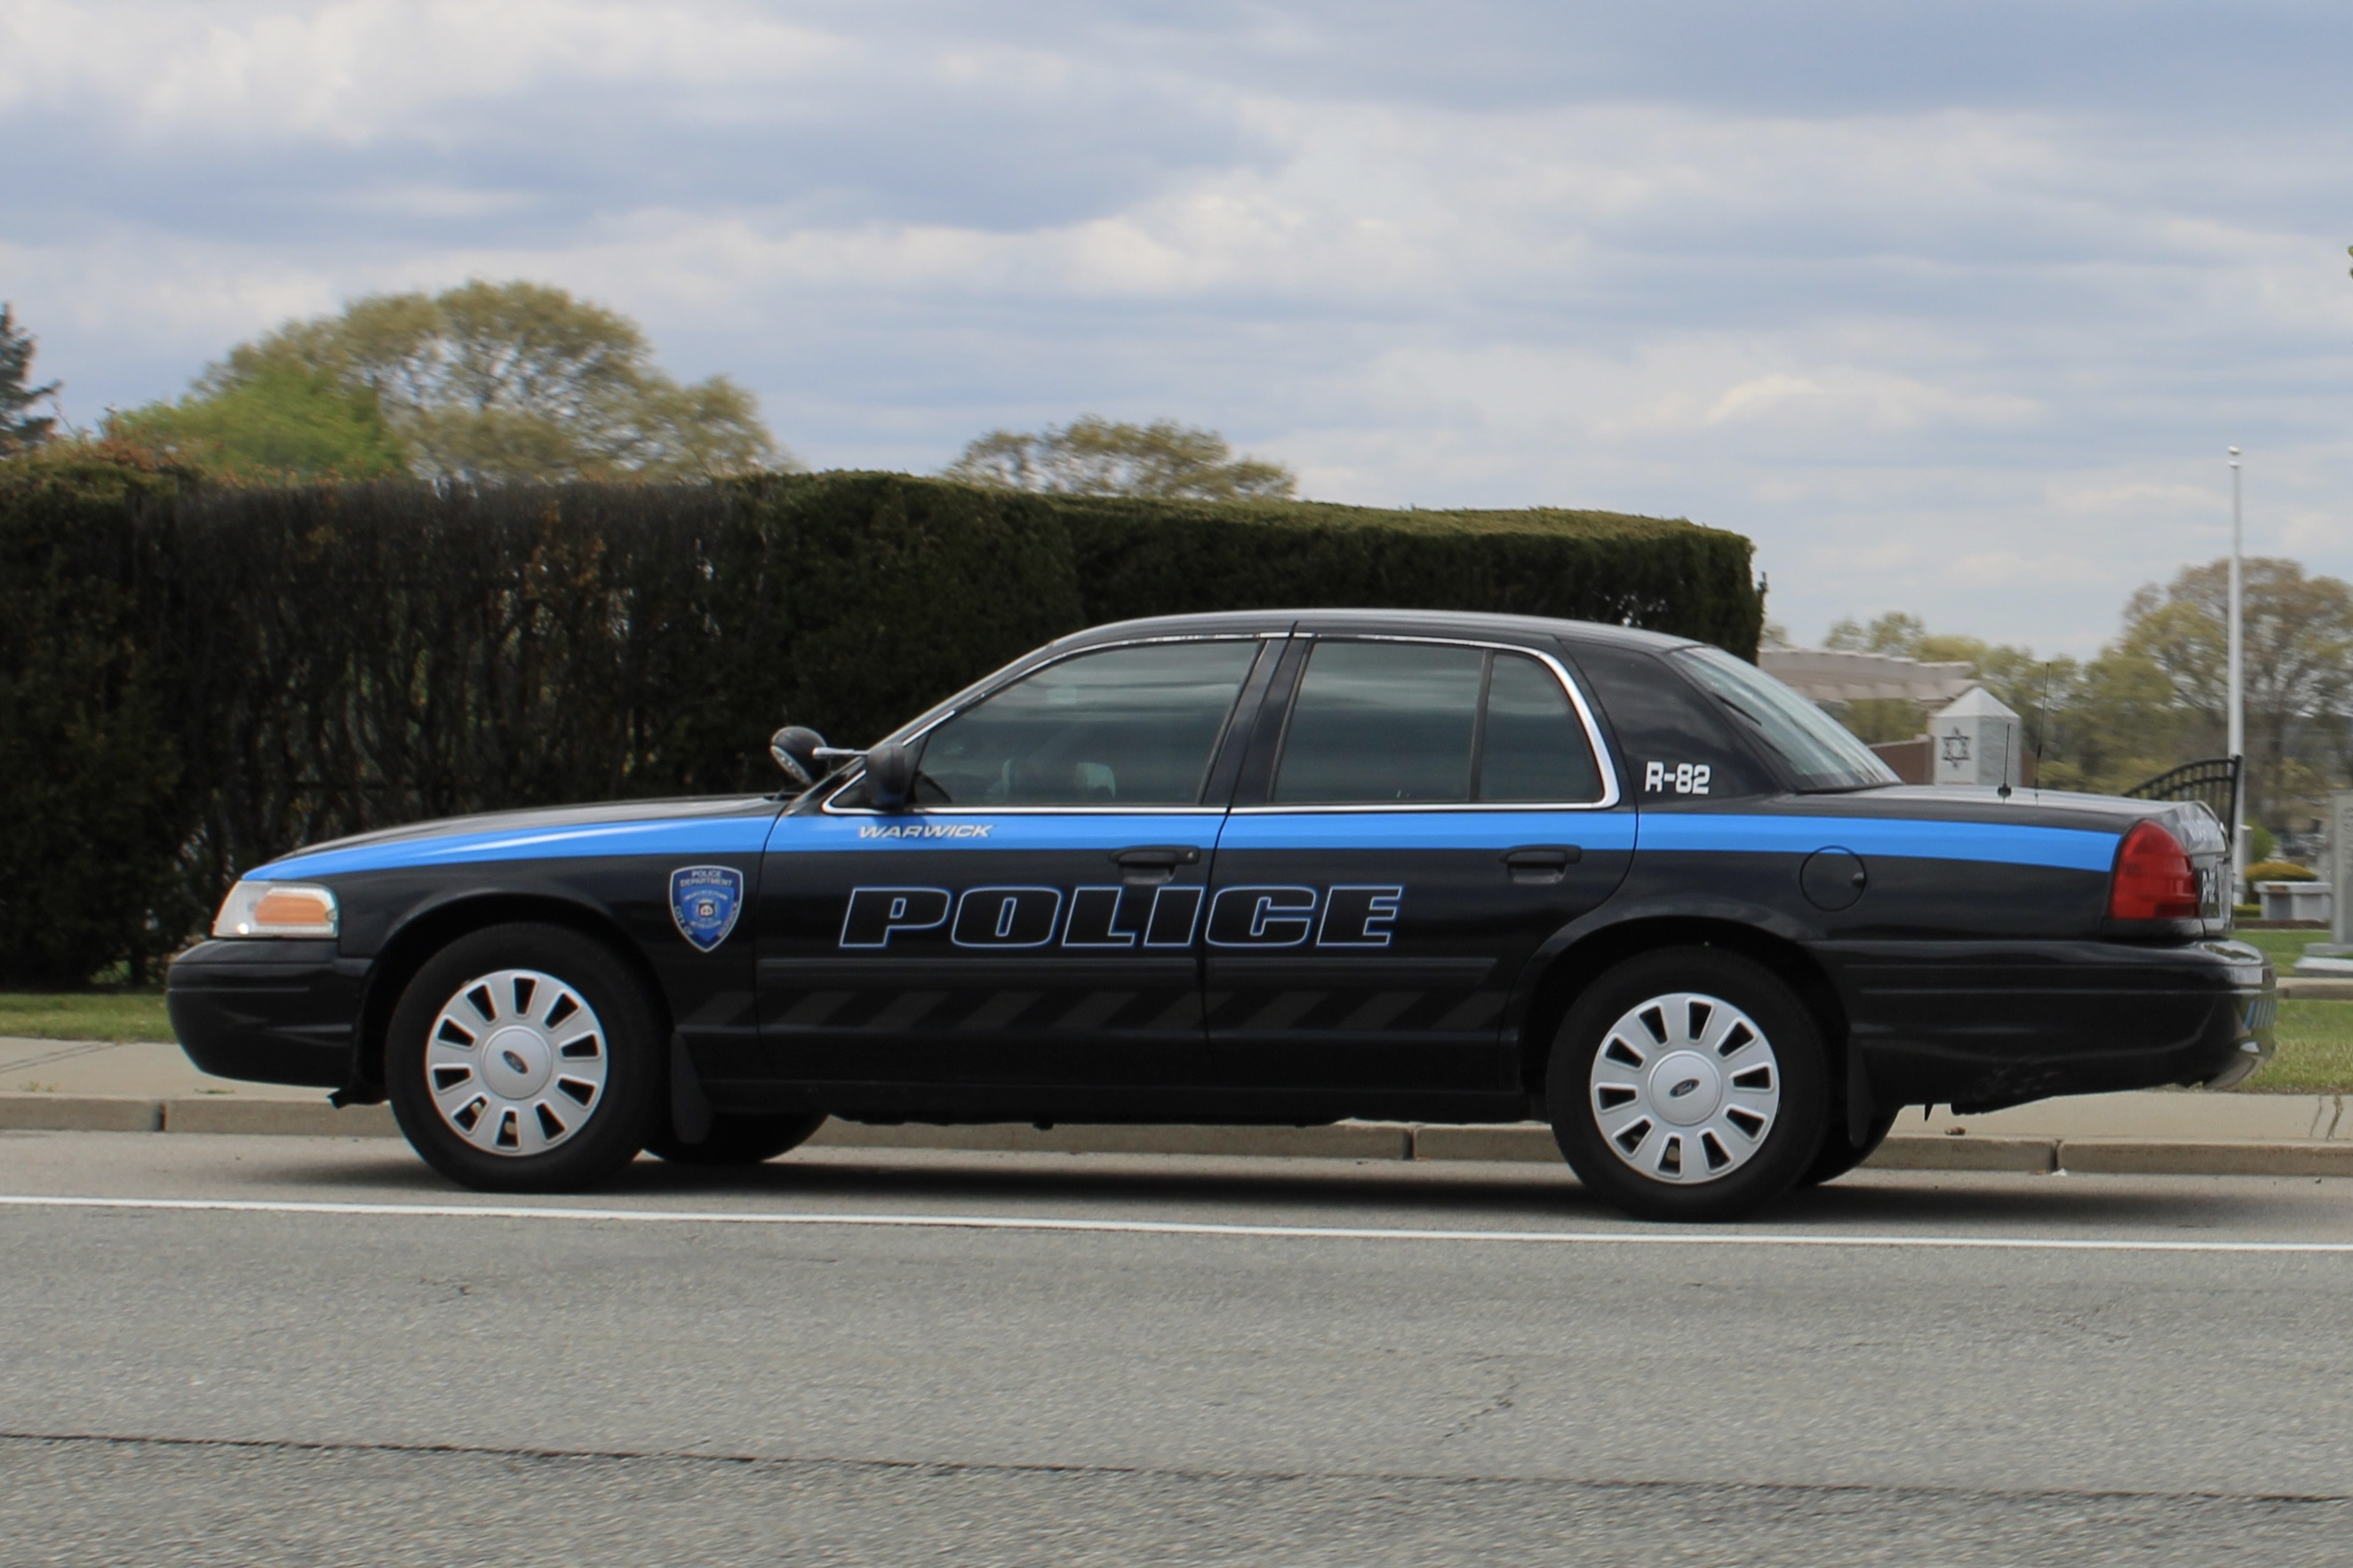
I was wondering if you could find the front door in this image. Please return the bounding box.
[759,637,1269,1087]
[1205,635,1632,1092]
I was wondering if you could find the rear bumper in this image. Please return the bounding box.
[166,939,369,1089]
[1823,937,2275,1113]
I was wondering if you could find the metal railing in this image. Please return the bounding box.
[2124,755,2241,832]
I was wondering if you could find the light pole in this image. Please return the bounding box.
[2228,447,2245,897]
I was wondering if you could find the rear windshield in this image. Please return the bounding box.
[1671,646,1898,792]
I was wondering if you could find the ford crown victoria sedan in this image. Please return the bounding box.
[168,610,2274,1221]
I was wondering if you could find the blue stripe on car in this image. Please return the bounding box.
[1633,814,2118,872]
[251,807,2117,880]
[775,814,1226,852]
[255,816,779,879]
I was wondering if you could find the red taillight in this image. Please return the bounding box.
[2110,819,2200,920]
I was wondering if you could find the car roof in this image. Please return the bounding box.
[1048,609,1700,653]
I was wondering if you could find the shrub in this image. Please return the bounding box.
[2247,861,2317,884]
[0,452,192,983]
[1050,493,1761,654]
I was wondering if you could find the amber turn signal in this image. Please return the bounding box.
[212,881,339,939]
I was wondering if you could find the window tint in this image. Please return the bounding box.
[1564,642,1775,801]
[1479,653,1603,802]
[1274,641,1483,804]
[1672,646,1898,792]
[915,641,1258,807]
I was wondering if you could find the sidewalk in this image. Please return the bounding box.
[3,1035,2347,1176]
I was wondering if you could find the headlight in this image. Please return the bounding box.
[211,881,339,939]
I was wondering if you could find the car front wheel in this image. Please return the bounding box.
[1547,946,1829,1222]
[387,923,664,1192]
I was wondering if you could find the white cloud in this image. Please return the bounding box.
[3,1,843,140]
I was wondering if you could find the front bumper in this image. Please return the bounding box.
[166,939,370,1088]
[1827,937,2275,1113]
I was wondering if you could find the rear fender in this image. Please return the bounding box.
[1510,907,1855,1131]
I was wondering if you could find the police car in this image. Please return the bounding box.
[168,610,2273,1222]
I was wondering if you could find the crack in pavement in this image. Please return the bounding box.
[4,1430,2348,1506]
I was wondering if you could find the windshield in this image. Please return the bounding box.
[1671,645,1898,792]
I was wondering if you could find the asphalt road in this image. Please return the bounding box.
[4,1132,2351,1566]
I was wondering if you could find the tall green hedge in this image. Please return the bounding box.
[1048,493,1760,650]
[0,455,194,984]
[0,465,1759,983]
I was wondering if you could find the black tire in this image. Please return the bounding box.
[1546,946,1830,1222]
[1797,1108,1900,1187]
[387,923,665,1193]
[645,1112,827,1166]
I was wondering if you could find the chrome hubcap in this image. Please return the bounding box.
[424,968,607,1156]
[1589,990,1780,1184]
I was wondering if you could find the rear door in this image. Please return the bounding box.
[758,635,1272,1087]
[1204,634,1632,1092]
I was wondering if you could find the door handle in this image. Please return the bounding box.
[1501,845,1581,883]
[1113,845,1201,885]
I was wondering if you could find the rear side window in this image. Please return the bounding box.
[1480,652,1604,802]
[1272,641,1606,805]
[1564,641,1775,801]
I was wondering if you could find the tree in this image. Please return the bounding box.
[1819,610,2179,792]
[1823,611,1929,657]
[944,415,1296,501]
[2118,558,2353,827]
[113,281,786,483]
[107,357,408,481]
[0,303,60,457]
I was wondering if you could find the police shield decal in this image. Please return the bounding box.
[669,865,745,951]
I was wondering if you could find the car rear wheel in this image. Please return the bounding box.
[644,1113,828,1166]
[1546,946,1829,1222]
[387,924,664,1192]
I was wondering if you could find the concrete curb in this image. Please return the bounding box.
[2054,1137,2353,1177]
[0,1094,164,1134]
[5,1094,2353,1177]
[162,1097,399,1138]
[1408,1124,1556,1163]
[1868,1134,2056,1173]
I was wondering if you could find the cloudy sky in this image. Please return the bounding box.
[7,1,2350,651]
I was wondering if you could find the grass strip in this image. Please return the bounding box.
[0,990,172,1043]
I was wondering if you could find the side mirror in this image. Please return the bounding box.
[864,741,918,811]
[768,727,827,788]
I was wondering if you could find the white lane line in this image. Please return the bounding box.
[2,1193,2351,1255]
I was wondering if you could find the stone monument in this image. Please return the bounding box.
[2287,790,2353,975]
[2333,790,2353,947]
[1930,686,2024,792]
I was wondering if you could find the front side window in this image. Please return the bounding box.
[1272,641,1605,805]
[913,641,1259,807]
[1672,645,1897,792]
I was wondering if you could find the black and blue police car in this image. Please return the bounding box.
[168,610,2274,1221]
